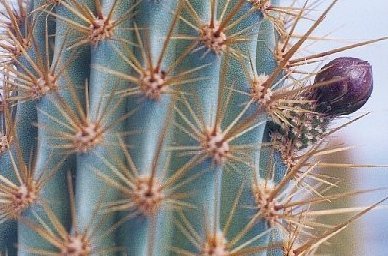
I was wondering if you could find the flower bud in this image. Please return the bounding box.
[313,57,373,116]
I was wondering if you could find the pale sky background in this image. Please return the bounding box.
[290,0,388,255]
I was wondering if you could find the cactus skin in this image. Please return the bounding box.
[0,0,385,255]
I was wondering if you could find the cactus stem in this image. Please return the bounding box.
[93,21,209,101]
[171,79,265,169]
[36,80,133,155]
[0,143,65,224]
[19,173,121,255]
[3,28,79,104]
[173,181,279,255]
[48,0,138,49]
[0,0,385,254]
[92,138,204,219]
[178,0,257,59]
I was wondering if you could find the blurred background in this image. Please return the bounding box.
[288,0,388,255]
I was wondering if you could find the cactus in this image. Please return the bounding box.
[0,0,387,255]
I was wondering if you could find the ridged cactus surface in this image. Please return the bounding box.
[0,0,386,255]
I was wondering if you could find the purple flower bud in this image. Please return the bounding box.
[313,57,373,116]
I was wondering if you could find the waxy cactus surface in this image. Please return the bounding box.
[0,0,387,255]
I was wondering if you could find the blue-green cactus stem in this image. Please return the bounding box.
[169,0,270,253]
[0,0,380,255]
[216,1,272,248]
[109,2,182,254]
[0,147,17,254]
[123,0,178,173]
[0,0,41,252]
[74,0,136,252]
[167,1,264,251]
[18,0,92,253]
[255,8,289,256]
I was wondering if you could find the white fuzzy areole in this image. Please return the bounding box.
[200,22,227,54]
[203,127,230,164]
